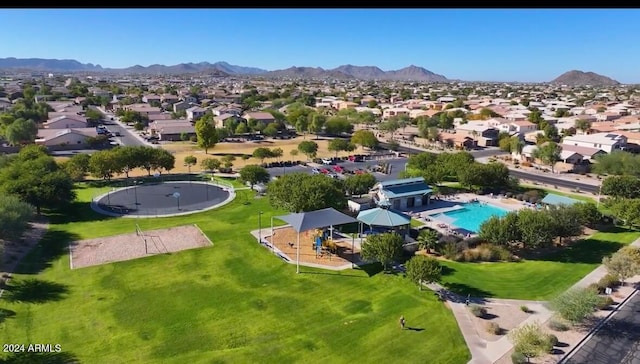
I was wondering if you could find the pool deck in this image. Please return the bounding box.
[409,193,527,236]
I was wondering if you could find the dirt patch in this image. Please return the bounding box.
[470,303,532,342]
[69,225,212,269]
[266,226,360,267]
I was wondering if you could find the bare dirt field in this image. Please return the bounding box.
[266,226,360,268]
[69,225,212,269]
[54,136,363,178]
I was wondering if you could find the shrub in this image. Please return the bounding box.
[440,241,459,260]
[549,287,602,323]
[463,236,484,248]
[486,321,501,335]
[548,319,569,332]
[598,274,620,289]
[505,192,513,198]
[546,334,559,347]
[520,305,530,313]
[511,352,527,364]
[189,135,197,142]
[497,246,514,261]
[588,282,604,294]
[469,304,487,318]
[515,194,524,201]
[596,296,615,310]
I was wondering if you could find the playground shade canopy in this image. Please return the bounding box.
[540,193,580,206]
[276,207,358,233]
[357,207,411,227]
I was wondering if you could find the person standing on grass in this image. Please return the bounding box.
[399,315,406,330]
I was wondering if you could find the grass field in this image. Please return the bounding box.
[440,228,640,300]
[0,185,470,364]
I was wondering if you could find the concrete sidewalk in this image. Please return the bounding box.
[426,236,640,364]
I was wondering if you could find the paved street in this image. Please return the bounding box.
[564,289,640,364]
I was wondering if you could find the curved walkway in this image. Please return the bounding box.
[0,218,49,298]
[423,236,640,364]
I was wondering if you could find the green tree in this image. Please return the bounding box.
[510,137,525,155]
[0,194,34,242]
[508,322,554,361]
[239,165,270,189]
[603,250,640,285]
[572,202,602,228]
[601,175,640,199]
[267,173,346,212]
[62,153,91,181]
[308,113,327,139]
[607,198,640,226]
[235,122,248,135]
[548,205,583,244]
[270,147,283,162]
[297,140,319,160]
[5,118,38,145]
[575,119,592,133]
[262,123,279,138]
[324,117,353,135]
[592,151,640,177]
[89,149,118,180]
[532,142,561,173]
[183,155,197,173]
[252,147,274,164]
[379,119,400,140]
[195,118,218,154]
[343,173,377,196]
[328,138,356,158]
[85,108,103,121]
[360,232,404,272]
[416,229,439,253]
[351,130,378,151]
[516,209,556,249]
[0,148,75,214]
[549,287,602,323]
[405,255,442,290]
[200,158,221,172]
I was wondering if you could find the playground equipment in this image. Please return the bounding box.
[312,228,338,259]
[136,224,169,254]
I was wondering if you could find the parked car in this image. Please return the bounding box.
[311,168,321,174]
[332,165,344,173]
[321,158,333,165]
[320,168,330,174]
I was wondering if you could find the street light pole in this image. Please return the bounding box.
[258,211,263,244]
[597,182,603,208]
[134,180,139,206]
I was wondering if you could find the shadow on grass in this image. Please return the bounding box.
[539,237,625,264]
[46,201,114,224]
[354,262,384,277]
[3,279,69,304]
[405,327,425,332]
[13,230,79,275]
[301,270,366,278]
[0,308,16,323]
[0,351,79,364]
[443,282,494,300]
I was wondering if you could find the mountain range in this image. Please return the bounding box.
[0,58,622,85]
[0,58,448,81]
[550,70,620,86]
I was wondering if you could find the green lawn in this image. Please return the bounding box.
[0,186,470,364]
[410,218,424,227]
[440,229,640,300]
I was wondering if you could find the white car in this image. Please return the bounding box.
[311,168,321,174]
[321,158,333,165]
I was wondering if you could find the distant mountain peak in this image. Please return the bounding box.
[551,70,620,86]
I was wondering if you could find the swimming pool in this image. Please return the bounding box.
[432,202,509,233]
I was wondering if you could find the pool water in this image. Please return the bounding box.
[433,202,509,233]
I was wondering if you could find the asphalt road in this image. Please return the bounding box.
[564,289,640,364]
[509,170,599,194]
[97,109,149,147]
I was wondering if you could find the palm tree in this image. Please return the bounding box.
[470,130,479,148]
[417,229,439,254]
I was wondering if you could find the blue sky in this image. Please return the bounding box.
[0,9,638,83]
